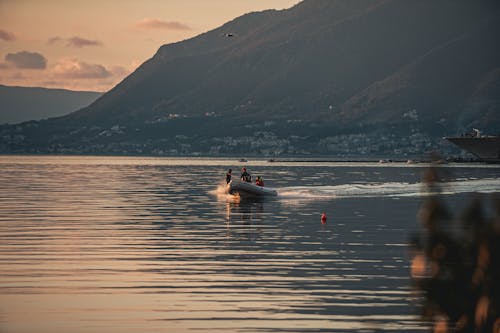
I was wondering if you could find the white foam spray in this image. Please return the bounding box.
[277,178,500,200]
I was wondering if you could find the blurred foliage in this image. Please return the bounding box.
[410,165,500,332]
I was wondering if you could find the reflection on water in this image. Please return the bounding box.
[0,156,498,333]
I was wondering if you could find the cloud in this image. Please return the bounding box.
[135,18,191,31]
[53,58,112,79]
[0,29,16,41]
[0,56,131,91]
[67,36,103,48]
[5,51,47,69]
[47,36,62,45]
[47,36,103,48]
[109,65,129,77]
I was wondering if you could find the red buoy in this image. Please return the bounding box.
[321,212,327,224]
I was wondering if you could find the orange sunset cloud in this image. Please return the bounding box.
[135,18,191,31]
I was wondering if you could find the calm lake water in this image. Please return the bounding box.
[0,156,499,333]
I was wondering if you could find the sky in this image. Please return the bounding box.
[0,0,299,92]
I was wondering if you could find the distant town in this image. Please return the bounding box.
[1,122,464,160]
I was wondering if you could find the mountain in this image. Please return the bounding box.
[1,0,500,157]
[0,85,102,124]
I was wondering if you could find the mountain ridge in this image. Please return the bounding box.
[0,84,102,124]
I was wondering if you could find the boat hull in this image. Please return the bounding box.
[227,180,277,198]
[445,136,500,163]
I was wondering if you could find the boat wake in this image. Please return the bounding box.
[277,178,500,200]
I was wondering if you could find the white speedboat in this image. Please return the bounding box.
[227,180,277,198]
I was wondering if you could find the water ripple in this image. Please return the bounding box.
[2,156,496,332]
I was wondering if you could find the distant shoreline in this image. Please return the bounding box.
[0,153,491,165]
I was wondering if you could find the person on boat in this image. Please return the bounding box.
[255,176,264,187]
[240,167,251,182]
[226,169,232,184]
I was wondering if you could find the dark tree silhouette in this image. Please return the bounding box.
[410,165,500,332]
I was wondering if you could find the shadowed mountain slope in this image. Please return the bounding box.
[0,85,101,124]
